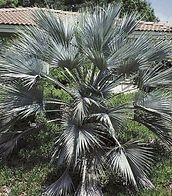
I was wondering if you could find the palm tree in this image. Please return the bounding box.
[0,4,172,195]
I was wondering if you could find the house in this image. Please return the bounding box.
[0,7,77,37]
[0,7,172,39]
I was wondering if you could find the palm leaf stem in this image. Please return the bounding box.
[44,101,66,105]
[134,104,164,117]
[47,118,61,123]
[90,64,97,85]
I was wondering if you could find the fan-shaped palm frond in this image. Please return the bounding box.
[64,67,124,101]
[0,123,42,158]
[135,91,172,116]
[0,82,43,128]
[107,104,132,132]
[72,95,96,122]
[90,112,122,148]
[138,64,172,90]
[90,70,124,98]
[89,102,131,141]
[108,33,171,74]
[0,25,50,87]
[78,4,121,52]
[16,26,50,60]
[77,6,119,69]
[50,42,81,69]
[76,183,103,196]
[76,172,103,196]
[45,170,73,196]
[33,9,76,46]
[78,5,140,70]
[107,141,154,189]
[32,9,82,70]
[0,52,49,87]
[0,133,20,158]
[52,108,106,167]
[118,13,139,35]
[134,91,172,145]
[135,111,172,146]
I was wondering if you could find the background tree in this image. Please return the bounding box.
[0,0,18,7]
[24,0,156,21]
[120,0,156,21]
[1,0,156,22]
[67,0,156,21]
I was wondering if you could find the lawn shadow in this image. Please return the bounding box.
[0,123,59,171]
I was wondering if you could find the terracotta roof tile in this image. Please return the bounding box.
[136,21,172,32]
[0,8,33,25]
[0,7,77,26]
[0,7,172,32]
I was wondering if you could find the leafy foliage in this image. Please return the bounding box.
[21,0,156,22]
[0,0,18,8]
[0,4,172,195]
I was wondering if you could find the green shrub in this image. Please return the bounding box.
[0,0,18,7]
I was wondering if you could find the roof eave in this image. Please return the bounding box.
[0,24,17,33]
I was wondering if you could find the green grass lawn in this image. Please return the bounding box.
[0,93,171,195]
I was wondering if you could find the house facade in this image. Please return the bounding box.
[0,7,172,38]
[0,7,77,36]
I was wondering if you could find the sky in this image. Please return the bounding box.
[148,0,172,23]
